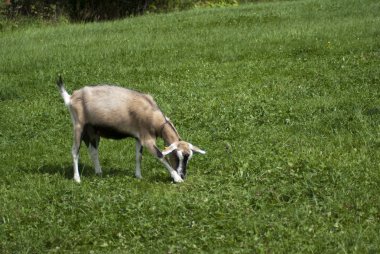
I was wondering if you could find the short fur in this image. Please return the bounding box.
[56,76,205,183]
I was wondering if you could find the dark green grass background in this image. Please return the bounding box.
[1,0,379,252]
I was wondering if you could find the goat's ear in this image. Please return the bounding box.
[190,144,206,154]
[162,144,177,156]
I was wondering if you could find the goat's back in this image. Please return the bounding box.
[70,85,163,137]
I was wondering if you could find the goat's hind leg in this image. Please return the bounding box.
[83,126,102,176]
[89,142,102,175]
[72,125,83,183]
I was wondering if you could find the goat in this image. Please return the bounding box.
[56,76,205,183]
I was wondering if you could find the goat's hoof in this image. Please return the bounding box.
[173,177,184,183]
[73,178,81,183]
[135,174,142,179]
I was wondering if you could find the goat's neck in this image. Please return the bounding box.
[161,123,180,145]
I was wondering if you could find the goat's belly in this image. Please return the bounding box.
[93,124,134,140]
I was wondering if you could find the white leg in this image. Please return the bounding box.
[72,125,83,183]
[159,158,183,183]
[135,140,142,179]
[72,144,81,183]
[89,144,102,175]
[143,140,183,183]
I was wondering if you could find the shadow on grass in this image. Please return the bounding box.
[19,164,132,180]
[19,164,172,183]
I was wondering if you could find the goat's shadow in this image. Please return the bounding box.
[22,164,129,180]
[22,164,171,183]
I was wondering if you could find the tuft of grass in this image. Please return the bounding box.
[1,0,380,253]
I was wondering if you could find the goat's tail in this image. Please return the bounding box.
[56,75,71,106]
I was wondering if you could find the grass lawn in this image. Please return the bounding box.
[0,0,380,252]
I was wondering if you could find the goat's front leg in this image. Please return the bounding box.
[143,140,183,183]
[159,156,184,183]
[135,139,143,179]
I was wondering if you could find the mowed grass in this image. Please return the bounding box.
[1,0,380,252]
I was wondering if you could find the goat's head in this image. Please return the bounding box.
[162,141,205,179]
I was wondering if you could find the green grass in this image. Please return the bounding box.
[1,0,380,252]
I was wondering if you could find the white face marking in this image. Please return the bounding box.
[176,151,184,176]
[177,151,184,160]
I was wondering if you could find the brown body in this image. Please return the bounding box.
[57,77,205,183]
[70,86,176,143]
